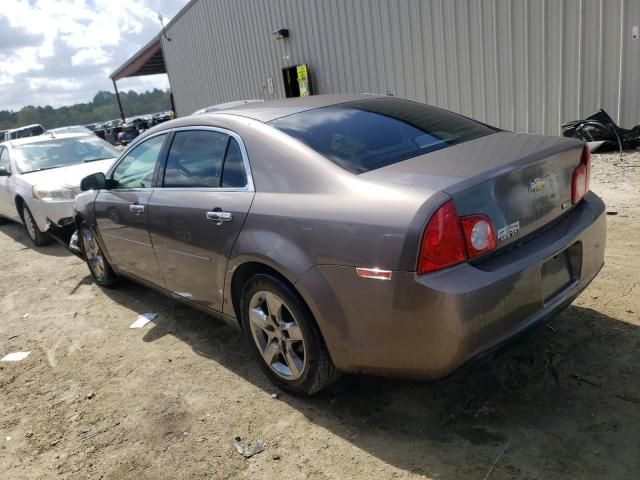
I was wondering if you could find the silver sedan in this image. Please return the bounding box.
[0,133,119,246]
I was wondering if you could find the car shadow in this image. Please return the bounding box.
[98,278,639,479]
[0,221,71,257]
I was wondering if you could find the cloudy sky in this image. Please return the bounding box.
[0,0,190,111]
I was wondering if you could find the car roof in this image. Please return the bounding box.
[197,93,384,123]
[5,123,44,132]
[192,99,264,115]
[2,132,94,148]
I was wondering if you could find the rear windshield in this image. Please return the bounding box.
[270,97,496,174]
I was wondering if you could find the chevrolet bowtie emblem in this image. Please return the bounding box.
[528,177,547,193]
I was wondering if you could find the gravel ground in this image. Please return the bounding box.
[0,150,639,480]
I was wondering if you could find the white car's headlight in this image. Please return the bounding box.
[32,186,76,201]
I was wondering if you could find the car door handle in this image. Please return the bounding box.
[129,204,145,215]
[205,211,232,224]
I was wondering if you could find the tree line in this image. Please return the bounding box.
[0,89,172,130]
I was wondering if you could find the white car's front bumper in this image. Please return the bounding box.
[28,198,76,232]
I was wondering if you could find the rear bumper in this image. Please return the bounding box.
[295,191,606,378]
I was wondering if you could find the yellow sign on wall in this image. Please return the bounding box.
[297,64,310,97]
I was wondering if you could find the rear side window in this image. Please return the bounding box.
[162,131,248,189]
[163,130,228,188]
[270,97,496,174]
[221,138,247,188]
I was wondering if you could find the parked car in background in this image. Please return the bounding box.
[151,111,172,125]
[48,126,94,136]
[94,120,124,146]
[191,99,264,115]
[3,124,45,141]
[0,132,120,246]
[117,125,140,146]
[126,115,153,131]
[73,95,605,395]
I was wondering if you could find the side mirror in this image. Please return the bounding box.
[80,172,107,191]
[0,167,10,177]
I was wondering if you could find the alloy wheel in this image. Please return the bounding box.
[248,290,307,380]
[82,229,105,281]
[23,206,37,241]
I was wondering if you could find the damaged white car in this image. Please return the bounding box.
[0,132,119,246]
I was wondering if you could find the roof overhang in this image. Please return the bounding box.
[110,34,166,81]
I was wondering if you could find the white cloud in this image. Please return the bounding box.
[71,47,110,66]
[0,0,188,111]
[28,78,81,91]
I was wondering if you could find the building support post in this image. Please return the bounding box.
[158,38,176,118]
[112,79,126,122]
[170,92,176,117]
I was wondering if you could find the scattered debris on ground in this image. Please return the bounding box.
[129,312,158,329]
[233,437,264,459]
[1,351,30,362]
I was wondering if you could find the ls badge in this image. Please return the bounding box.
[498,221,520,242]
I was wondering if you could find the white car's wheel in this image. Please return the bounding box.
[22,204,51,246]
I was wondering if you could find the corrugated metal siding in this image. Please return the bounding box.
[161,0,640,134]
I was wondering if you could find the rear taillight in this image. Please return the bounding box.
[460,215,497,258]
[418,201,498,274]
[572,146,591,204]
[417,200,466,274]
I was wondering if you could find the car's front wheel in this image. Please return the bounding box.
[22,204,51,246]
[80,225,117,287]
[240,274,339,395]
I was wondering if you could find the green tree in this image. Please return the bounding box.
[17,106,40,126]
[0,89,172,130]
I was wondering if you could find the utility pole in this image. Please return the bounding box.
[112,79,126,122]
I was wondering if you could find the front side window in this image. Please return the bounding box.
[270,97,497,174]
[111,134,167,188]
[0,148,11,172]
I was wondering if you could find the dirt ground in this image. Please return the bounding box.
[1,151,639,480]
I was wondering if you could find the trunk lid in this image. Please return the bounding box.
[362,131,585,251]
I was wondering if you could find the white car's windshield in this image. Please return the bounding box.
[13,136,119,173]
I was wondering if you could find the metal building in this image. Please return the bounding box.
[111,0,640,135]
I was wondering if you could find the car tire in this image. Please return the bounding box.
[22,204,52,246]
[79,225,118,287]
[240,273,339,396]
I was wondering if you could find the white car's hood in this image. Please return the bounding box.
[17,158,116,188]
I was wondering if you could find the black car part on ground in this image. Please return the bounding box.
[46,219,83,259]
[561,109,640,154]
